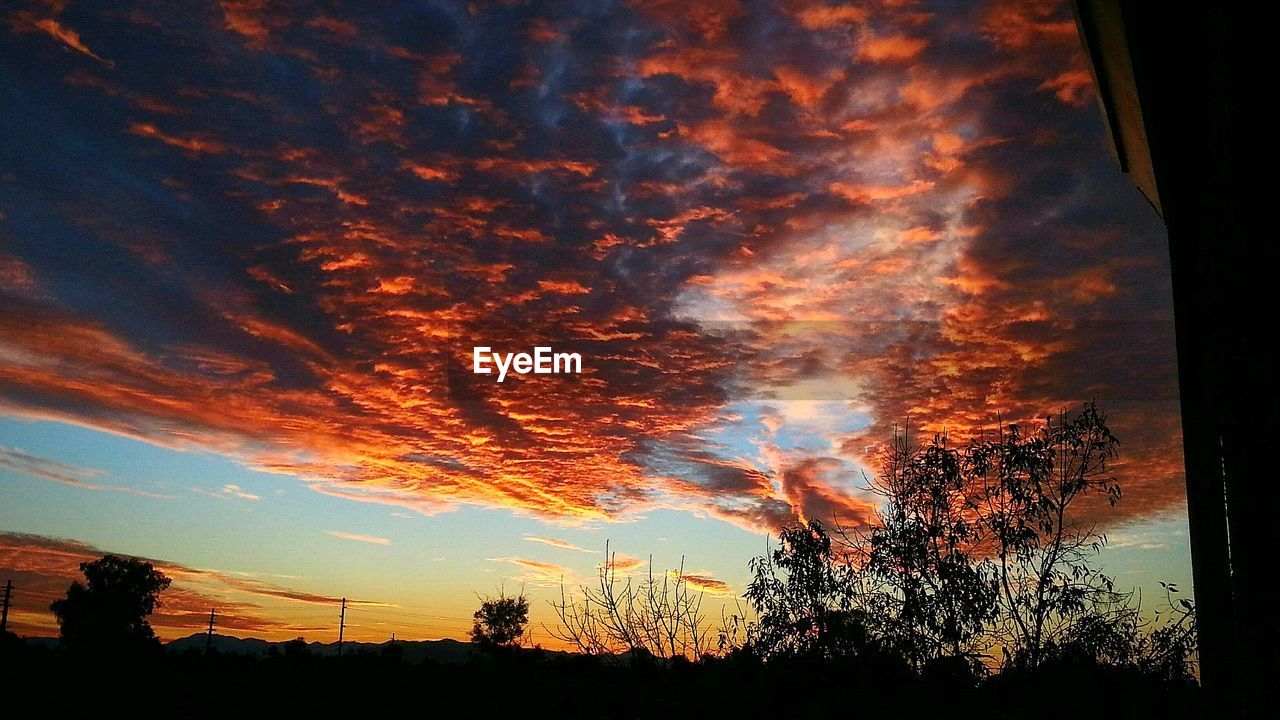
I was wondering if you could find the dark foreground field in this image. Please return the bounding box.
[1,642,1202,719]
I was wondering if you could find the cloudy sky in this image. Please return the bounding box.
[0,0,1190,643]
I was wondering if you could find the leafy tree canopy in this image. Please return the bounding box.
[472,590,529,649]
[50,554,171,651]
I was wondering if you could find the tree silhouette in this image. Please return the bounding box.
[0,628,21,651]
[49,554,171,651]
[736,404,1197,680]
[742,520,875,662]
[969,404,1123,668]
[1046,582,1197,682]
[282,636,311,659]
[471,588,529,649]
[862,432,998,668]
[550,546,711,660]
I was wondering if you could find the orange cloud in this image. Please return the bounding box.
[600,554,645,573]
[33,17,113,66]
[219,0,281,42]
[489,556,573,584]
[828,179,936,203]
[792,3,871,30]
[129,123,230,154]
[1039,68,1095,106]
[0,256,36,292]
[524,536,600,554]
[631,0,746,42]
[680,121,789,167]
[0,533,365,640]
[858,34,928,62]
[0,0,1186,545]
[678,573,733,596]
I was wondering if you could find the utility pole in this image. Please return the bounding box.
[205,608,215,653]
[1,580,11,633]
[337,597,346,657]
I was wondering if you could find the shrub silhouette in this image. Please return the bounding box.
[49,554,171,651]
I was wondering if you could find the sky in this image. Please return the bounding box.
[0,0,1191,645]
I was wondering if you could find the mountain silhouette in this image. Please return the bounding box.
[166,632,481,664]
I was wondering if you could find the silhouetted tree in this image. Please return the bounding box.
[739,404,1196,680]
[0,628,22,651]
[969,404,1123,668]
[49,554,171,651]
[550,545,711,660]
[380,638,405,661]
[1045,582,1198,683]
[742,520,876,661]
[282,636,311,659]
[472,588,529,649]
[862,433,998,668]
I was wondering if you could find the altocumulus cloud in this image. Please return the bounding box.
[0,0,1181,534]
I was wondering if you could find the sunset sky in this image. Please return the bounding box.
[1,0,1191,645]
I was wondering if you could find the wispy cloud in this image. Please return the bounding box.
[1,446,104,487]
[523,535,600,554]
[600,554,644,573]
[191,484,261,502]
[0,446,173,499]
[220,484,260,501]
[325,531,391,546]
[9,14,115,67]
[675,572,733,596]
[488,556,572,584]
[1105,526,1188,551]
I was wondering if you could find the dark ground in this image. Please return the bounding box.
[0,639,1203,719]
